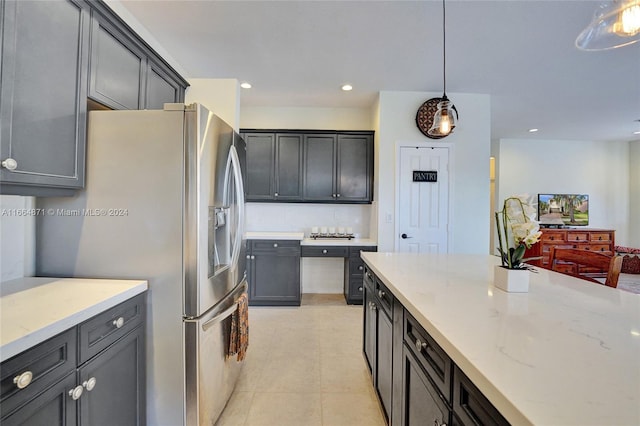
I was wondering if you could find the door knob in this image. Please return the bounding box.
[401,233,412,239]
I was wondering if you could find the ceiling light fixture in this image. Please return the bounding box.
[240,82,252,89]
[576,0,640,50]
[529,128,539,133]
[341,84,353,91]
[416,0,458,139]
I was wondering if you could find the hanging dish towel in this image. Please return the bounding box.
[228,292,249,361]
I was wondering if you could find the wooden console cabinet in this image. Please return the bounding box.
[525,228,615,271]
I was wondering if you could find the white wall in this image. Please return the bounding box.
[628,140,640,247]
[185,79,241,130]
[240,106,373,130]
[376,91,492,253]
[497,138,631,245]
[0,196,35,281]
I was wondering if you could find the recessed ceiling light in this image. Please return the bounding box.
[633,130,640,135]
[240,82,252,89]
[528,128,539,133]
[341,84,353,91]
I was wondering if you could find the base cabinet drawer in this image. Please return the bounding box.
[453,366,508,426]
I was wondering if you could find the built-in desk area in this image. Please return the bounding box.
[245,232,376,305]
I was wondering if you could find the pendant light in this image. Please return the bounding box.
[427,0,458,138]
[576,0,640,50]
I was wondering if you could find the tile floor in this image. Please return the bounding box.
[215,294,387,426]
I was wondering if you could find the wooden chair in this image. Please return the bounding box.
[549,247,623,288]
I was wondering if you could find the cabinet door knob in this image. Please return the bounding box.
[358,265,364,271]
[83,377,97,391]
[274,192,279,197]
[378,290,385,298]
[332,194,336,198]
[69,385,84,400]
[246,255,251,259]
[1,158,17,170]
[337,193,341,197]
[13,371,33,389]
[113,317,125,328]
[251,255,255,260]
[358,286,363,292]
[370,302,377,311]
[322,249,328,254]
[273,243,278,248]
[415,338,427,353]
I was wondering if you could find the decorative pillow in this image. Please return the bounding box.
[615,245,640,255]
[621,255,640,274]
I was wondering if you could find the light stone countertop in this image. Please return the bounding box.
[301,237,377,247]
[361,252,640,426]
[245,231,305,240]
[1,277,148,362]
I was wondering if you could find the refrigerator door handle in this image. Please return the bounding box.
[227,146,245,269]
[202,303,237,331]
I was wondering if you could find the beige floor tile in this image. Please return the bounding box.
[320,355,373,393]
[214,391,254,426]
[321,392,387,426]
[255,354,321,393]
[244,392,322,426]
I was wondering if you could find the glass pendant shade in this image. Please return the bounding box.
[576,0,640,50]
[427,97,456,137]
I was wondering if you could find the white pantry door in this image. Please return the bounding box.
[398,146,449,253]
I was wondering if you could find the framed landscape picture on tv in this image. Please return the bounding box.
[537,194,589,227]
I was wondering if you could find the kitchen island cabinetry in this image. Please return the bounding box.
[247,239,301,306]
[0,0,90,196]
[362,266,393,421]
[344,246,377,304]
[240,129,374,203]
[0,282,147,425]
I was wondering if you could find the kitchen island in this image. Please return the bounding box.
[361,252,639,425]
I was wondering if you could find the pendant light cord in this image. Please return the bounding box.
[442,0,447,96]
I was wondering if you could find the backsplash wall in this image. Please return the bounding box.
[245,203,371,237]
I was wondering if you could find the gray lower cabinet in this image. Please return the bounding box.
[0,293,146,425]
[0,0,90,196]
[363,267,393,421]
[344,246,377,305]
[247,239,301,306]
[363,267,510,426]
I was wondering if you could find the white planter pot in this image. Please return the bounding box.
[493,265,530,293]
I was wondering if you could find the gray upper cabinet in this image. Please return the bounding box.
[0,0,188,196]
[89,18,146,110]
[303,134,337,201]
[0,0,90,196]
[242,129,373,204]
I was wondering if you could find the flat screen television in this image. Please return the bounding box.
[537,194,589,227]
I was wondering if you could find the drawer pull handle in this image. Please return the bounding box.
[113,317,125,328]
[322,249,328,254]
[69,385,84,400]
[273,243,278,248]
[13,371,33,389]
[378,290,385,299]
[415,338,427,353]
[83,377,97,391]
[358,265,364,271]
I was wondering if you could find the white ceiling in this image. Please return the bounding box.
[117,0,640,142]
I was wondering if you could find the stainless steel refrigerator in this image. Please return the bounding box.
[36,103,247,426]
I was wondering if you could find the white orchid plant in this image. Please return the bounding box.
[495,194,542,269]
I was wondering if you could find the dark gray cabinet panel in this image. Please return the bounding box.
[89,19,145,110]
[247,240,301,306]
[0,293,146,425]
[453,366,508,426]
[1,372,77,426]
[401,346,451,426]
[344,246,376,305]
[144,61,182,109]
[78,326,145,426]
[244,133,275,201]
[274,133,303,200]
[0,0,90,195]
[303,134,336,201]
[241,129,373,203]
[337,134,373,202]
